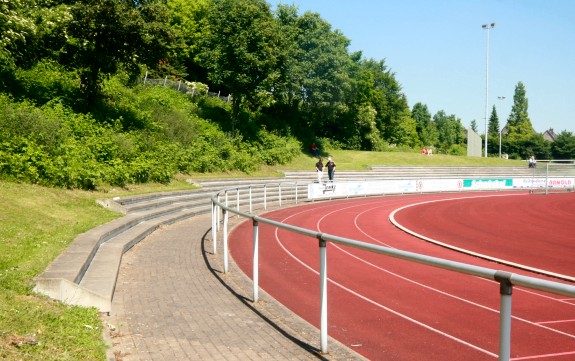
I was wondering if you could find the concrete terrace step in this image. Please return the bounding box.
[34,194,215,312]
[33,178,290,312]
[78,208,207,304]
[282,166,537,180]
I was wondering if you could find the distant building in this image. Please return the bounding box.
[501,125,556,142]
[543,128,558,142]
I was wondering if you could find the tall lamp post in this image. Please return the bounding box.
[482,22,496,157]
[498,96,506,158]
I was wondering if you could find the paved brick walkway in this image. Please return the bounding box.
[103,213,366,361]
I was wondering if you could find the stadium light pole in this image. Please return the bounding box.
[498,96,506,158]
[482,22,495,157]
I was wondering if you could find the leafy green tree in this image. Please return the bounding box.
[352,58,414,147]
[434,110,464,153]
[279,11,354,140]
[292,12,352,107]
[271,4,305,109]
[165,0,211,80]
[351,103,381,150]
[412,102,436,146]
[200,0,281,132]
[8,0,71,69]
[0,0,35,81]
[551,131,575,159]
[62,0,174,104]
[525,133,551,160]
[386,109,418,147]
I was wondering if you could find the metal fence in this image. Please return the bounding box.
[210,182,575,361]
[141,73,231,103]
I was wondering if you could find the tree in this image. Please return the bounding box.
[551,131,575,159]
[506,82,535,141]
[524,133,551,160]
[279,11,354,140]
[412,102,436,147]
[354,58,414,147]
[488,105,500,155]
[0,0,35,80]
[352,103,381,150]
[434,110,465,154]
[200,0,281,133]
[62,0,174,104]
[503,82,536,158]
[8,0,72,70]
[165,0,211,80]
[470,120,478,133]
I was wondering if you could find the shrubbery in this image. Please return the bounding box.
[0,68,302,190]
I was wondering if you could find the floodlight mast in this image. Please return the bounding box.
[482,22,496,157]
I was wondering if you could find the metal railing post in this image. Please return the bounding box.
[223,208,229,273]
[217,195,221,231]
[236,188,240,214]
[295,182,298,204]
[253,219,259,302]
[211,201,217,254]
[279,184,282,207]
[319,235,328,353]
[495,271,513,361]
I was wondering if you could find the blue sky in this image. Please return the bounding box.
[279,0,575,134]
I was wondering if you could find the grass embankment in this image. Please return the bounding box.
[0,151,522,360]
[0,180,194,360]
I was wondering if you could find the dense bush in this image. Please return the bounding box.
[253,128,301,165]
[0,72,302,190]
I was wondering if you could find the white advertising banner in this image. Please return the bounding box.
[417,179,463,192]
[308,178,461,199]
[512,177,575,189]
[463,178,513,190]
[308,180,417,199]
[306,177,574,199]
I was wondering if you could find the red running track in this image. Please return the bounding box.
[229,191,575,360]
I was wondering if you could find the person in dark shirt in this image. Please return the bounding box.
[315,158,324,183]
[326,157,336,181]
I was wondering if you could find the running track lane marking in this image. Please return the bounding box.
[317,199,575,341]
[388,193,575,283]
[272,226,499,358]
[274,202,498,358]
[269,196,575,358]
[510,350,575,360]
[319,204,575,340]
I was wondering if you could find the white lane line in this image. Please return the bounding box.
[273,224,499,358]
[267,194,575,359]
[388,193,575,283]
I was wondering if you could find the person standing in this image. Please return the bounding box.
[326,157,336,181]
[315,158,324,183]
[528,156,537,168]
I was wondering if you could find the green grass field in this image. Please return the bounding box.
[0,151,523,360]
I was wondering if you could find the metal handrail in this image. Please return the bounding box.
[210,182,575,360]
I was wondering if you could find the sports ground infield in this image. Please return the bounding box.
[229,191,575,360]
